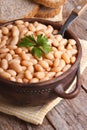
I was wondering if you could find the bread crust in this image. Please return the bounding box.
[24,6,39,18]
[33,0,66,8]
[35,6,61,18]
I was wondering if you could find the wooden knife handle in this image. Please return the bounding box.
[73,3,87,16]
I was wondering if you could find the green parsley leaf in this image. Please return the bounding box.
[41,44,52,54]
[37,34,48,46]
[31,47,42,58]
[18,34,52,58]
[18,36,35,47]
[26,35,36,44]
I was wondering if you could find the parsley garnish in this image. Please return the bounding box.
[18,34,52,58]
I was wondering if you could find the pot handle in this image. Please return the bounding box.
[54,67,81,99]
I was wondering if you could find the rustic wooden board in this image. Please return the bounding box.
[0,0,87,129]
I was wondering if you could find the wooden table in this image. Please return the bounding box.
[0,0,87,129]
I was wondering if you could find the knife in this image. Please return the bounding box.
[58,1,87,36]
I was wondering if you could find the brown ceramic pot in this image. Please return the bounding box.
[0,18,82,106]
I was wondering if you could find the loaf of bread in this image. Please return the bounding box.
[33,0,66,8]
[0,0,39,22]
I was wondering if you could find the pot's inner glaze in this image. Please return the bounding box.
[0,19,78,84]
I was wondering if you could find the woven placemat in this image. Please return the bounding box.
[0,39,87,125]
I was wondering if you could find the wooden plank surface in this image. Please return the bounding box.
[0,0,87,130]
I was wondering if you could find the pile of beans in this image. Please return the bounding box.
[0,20,78,83]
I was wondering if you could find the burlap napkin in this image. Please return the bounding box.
[0,39,87,125]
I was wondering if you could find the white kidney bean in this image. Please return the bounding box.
[54,58,60,67]
[35,64,44,72]
[62,64,71,72]
[58,59,66,69]
[2,27,9,35]
[9,59,20,64]
[60,39,67,46]
[7,24,13,29]
[68,39,76,45]
[27,65,34,73]
[12,26,19,37]
[55,71,63,77]
[45,52,54,60]
[7,69,17,76]
[22,66,27,71]
[21,52,30,60]
[70,56,76,64]
[17,25,25,32]
[30,59,38,65]
[52,66,62,73]
[16,73,24,79]
[10,36,19,46]
[25,70,33,80]
[67,44,72,50]
[71,49,78,55]
[22,48,28,53]
[15,48,22,54]
[52,29,58,35]
[9,50,15,55]
[55,34,62,42]
[46,72,56,78]
[21,60,33,66]
[15,20,24,25]
[33,21,39,27]
[0,71,11,79]
[10,77,16,82]
[20,28,28,38]
[62,53,70,64]
[0,48,9,53]
[9,62,22,73]
[52,39,59,47]
[23,78,29,83]
[36,31,45,36]
[34,72,45,79]
[30,78,39,83]
[46,25,53,34]
[40,77,51,82]
[0,68,4,72]
[66,50,72,58]
[24,22,29,27]
[58,45,64,51]
[8,45,17,50]
[1,59,8,69]
[72,45,77,49]
[36,23,47,31]
[44,59,53,66]
[0,53,6,59]
[0,29,3,38]
[26,31,33,36]
[54,51,62,59]
[16,78,23,83]
[39,61,49,70]
[28,23,36,32]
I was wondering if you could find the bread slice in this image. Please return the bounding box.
[33,0,66,8]
[48,6,63,21]
[35,5,61,18]
[35,6,63,21]
[0,0,39,22]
